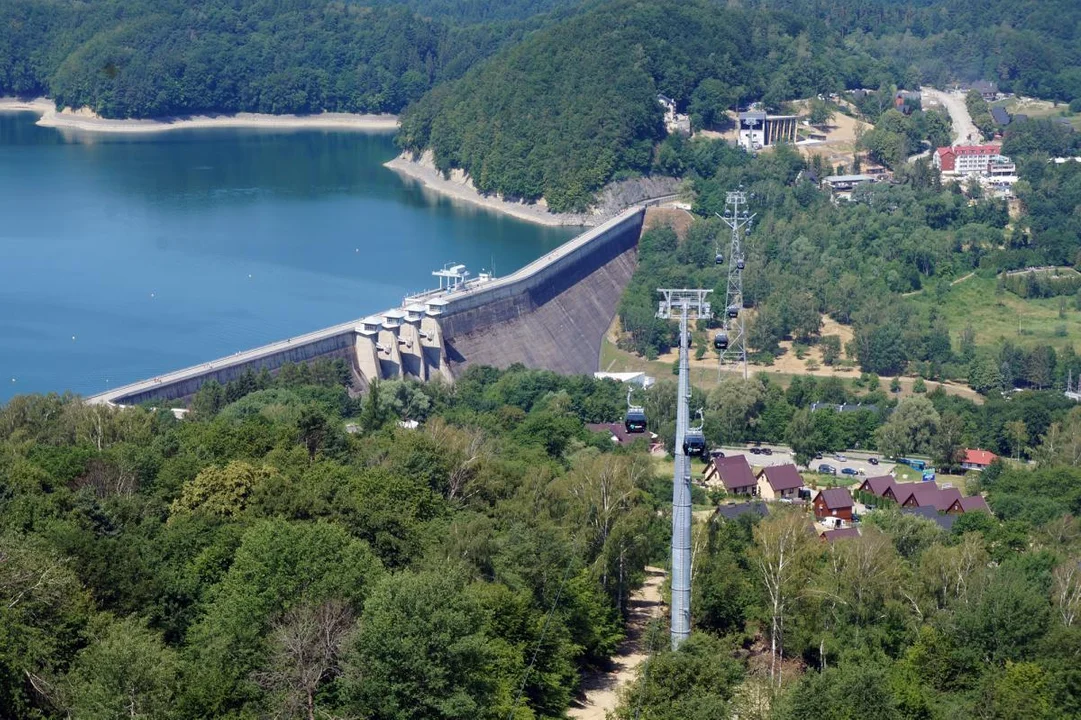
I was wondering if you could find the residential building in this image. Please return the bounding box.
[856,475,895,500]
[813,488,854,521]
[705,455,757,495]
[821,527,861,542]
[990,106,1011,127]
[902,506,957,532]
[716,502,770,521]
[738,111,798,151]
[821,174,876,193]
[756,464,805,500]
[961,449,997,471]
[933,145,1013,175]
[971,80,998,101]
[657,94,690,135]
[894,90,921,115]
[958,496,991,514]
[883,481,937,505]
[586,423,649,445]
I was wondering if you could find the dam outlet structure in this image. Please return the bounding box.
[88,206,647,407]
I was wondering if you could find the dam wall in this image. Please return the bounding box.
[88,206,646,407]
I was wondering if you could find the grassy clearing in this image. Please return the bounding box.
[909,275,1081,351]
[997,97,1081,130]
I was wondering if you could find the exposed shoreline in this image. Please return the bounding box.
[384,151,598,227]
[0,97,398,133]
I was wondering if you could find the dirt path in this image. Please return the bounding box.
[567,567,666,719]
[922,88,978,144]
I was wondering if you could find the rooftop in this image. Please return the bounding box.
[816,488,853,510]
[712,455,757,491]
[717,502,770,521]
[759,464,804,492]
[821,528,861,542]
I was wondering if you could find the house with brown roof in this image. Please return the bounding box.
[883,481,938,505]
[756,464,804,500]
[898,485,962,513]
[856,475,895,500]
[961,449,997,471]
[813,488,854,521]
[957,495,991,514]
[704,455,758,495]
[821,527,861,542]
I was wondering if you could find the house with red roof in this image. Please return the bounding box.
[958,495,991,514]
[705,455,757,495]
[961,449,997,471]
[755,464,804,500]
[933,145,1012,175]
[813,488,854,522]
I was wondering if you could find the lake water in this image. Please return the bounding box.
[0,112,577,401]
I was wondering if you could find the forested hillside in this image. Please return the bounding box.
[398,0,884,211]
[4,359,1081,717]
[617,124,1081,394]
[0,362,667,718]
[0,0,534,118]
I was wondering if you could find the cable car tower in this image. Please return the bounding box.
[715,190,754,380]
[656,288,712,650]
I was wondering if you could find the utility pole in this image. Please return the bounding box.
[657,288,711,650]
[716,191,754,380]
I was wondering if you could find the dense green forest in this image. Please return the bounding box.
[396,0,1081,210]
[0,0,545,117]
[3,358,1081,717]
[398,0,885,211]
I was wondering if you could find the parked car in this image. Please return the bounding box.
[841,467,859,476]
[834,454,848,462]
[709,449,725,458]
[761,448,773,456]
[868,457,879,465]
[814,452,823,459]
[818,464,837,475]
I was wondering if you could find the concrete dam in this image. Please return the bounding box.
[88,206,646,406]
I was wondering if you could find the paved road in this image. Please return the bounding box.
[921,87,979,145]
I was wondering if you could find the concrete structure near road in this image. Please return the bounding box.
[756,464,804,500]
[705,455,757,495]
[933,145,1014,176]
[88,206,647,407]
[738,111,798,151]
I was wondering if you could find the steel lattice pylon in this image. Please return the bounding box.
[716,191,755,380]
[656,288,711,650]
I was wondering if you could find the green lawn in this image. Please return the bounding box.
[910,275,1081,351]
[996,98,1081,130]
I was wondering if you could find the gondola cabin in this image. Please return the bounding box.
[714,332,729,350]
[714,253,724,265]
[683,429,706,457]
[727,305,740,318]
[736,259,745,270]
[624,408,647,433]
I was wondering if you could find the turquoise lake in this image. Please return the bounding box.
[0,112,577,402]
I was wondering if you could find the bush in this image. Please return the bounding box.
[1070,98,1081,113]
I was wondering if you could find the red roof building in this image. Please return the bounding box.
[705,455,757,495]
[813,488,854,521]
[961,449,997,471]
[933,145,1008,175]
[884,481,938,505]
[959,495,991,514]
[756,464,804,500]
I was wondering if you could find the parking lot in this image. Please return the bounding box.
[708,444,899,482]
